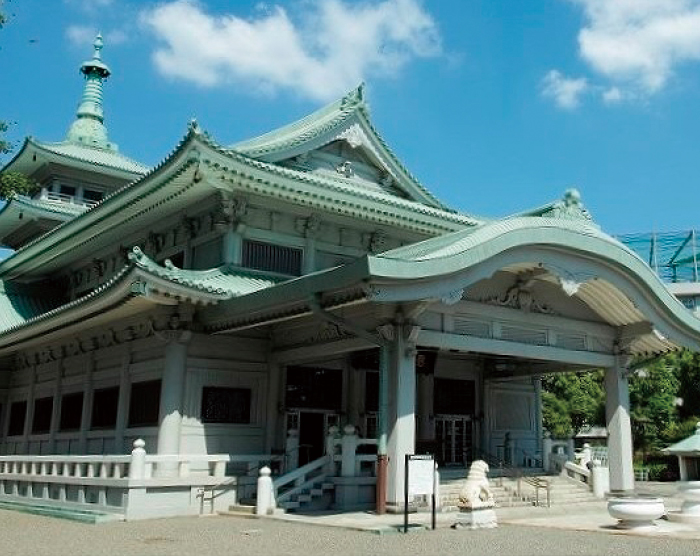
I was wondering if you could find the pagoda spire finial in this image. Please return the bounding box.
[66,33,116,150]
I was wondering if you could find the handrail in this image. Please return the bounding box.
[472,447,551,507]
[272,455,330,504]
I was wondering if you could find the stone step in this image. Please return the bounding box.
[227,504,256,515]
[439,473,597,508]
[0,499,124,524]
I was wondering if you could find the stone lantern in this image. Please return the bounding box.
[663,422,700,525]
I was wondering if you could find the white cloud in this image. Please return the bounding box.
[64,0,114,10]
[572,0,700,94]
[541,70,589,109]
[602,86,623,103]
[140,0,442,101]
[66,25,127,48]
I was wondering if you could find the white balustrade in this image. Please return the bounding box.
[0,439,232,514]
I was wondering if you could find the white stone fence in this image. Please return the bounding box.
[542,432,575,473]
[0,439,237,520]
[327,425,378,477]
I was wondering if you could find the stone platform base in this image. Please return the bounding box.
[452,508,497,530]
[667,511,700,525]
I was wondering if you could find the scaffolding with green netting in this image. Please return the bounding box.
[616,230,699,284]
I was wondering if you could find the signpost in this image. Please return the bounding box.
[404,454,437,533]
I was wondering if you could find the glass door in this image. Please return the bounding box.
[435,415,473,467]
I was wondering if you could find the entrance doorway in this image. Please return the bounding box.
[433,377,476,467]
[286,410,340,465]
[435,415,473,466]
[285,365,343,466]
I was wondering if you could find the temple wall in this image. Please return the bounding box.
[0,328,274,460]
[179,334,269,457]
[484,378,540,465]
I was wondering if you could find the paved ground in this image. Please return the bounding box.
[1,482,698,556]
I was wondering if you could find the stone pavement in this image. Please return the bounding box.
[266,481,700,539]
[2,482,700,556]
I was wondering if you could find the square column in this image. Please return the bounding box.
[385,323,419,509]
[605,359,635,494]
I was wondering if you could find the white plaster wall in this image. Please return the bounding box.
[180,335,270,457]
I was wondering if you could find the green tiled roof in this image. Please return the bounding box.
[0,281,60,334]
[0,247,283,344]
[128,247,284,297]
[11,195,90,218]
[664,423,700,454]
[38,140,148,175]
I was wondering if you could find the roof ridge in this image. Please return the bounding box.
[232,84,367,151]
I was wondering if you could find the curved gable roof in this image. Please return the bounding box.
[203,215,700,356]
[232,84,449,210]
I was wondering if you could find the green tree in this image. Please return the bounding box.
[673,350,700,420]
[542,370,606,439]
[629,358,680,453]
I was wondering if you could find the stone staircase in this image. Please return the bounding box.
[276,478,335,512]
[439,469,598,509]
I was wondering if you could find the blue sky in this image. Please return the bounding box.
[1,0,700,236]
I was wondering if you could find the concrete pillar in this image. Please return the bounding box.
[605,360,635,494]
[78,352,95,453]
[542,431,552,473]
[22,365,37,453]
[265,360,281,453]
[347,366,362,432]
[286,429,300,471]
[156,332,191,475]
[417,373,434,442]
[341,424,358,477]
[386,322,419,510]
[48,359,64,453]
[114,350,131,452]
[222,227,240,265]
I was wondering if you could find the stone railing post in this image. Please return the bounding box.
[256,466,274,516]
[566,438,575,462]
[542,431,552,472]
[128,439,146,480]
[581,443,592,466]
[341,424,358,478]
[286,429,300,472]
[589,460,609,498]
[325,425,339,474]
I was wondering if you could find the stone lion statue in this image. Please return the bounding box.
[458,460,495,510]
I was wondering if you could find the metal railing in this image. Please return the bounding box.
[473,447,551,507]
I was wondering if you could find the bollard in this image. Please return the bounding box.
[256,466,274,516]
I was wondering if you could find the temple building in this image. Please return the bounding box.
[1,37,699,520]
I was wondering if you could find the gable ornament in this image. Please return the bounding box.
[336,160,354,178]
[482,279,555,315]
[542,188,593,222]
[337,123,368,150]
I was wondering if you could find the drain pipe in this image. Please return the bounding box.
[308,296,391,515]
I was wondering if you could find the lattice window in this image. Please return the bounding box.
[242,240,302,276]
